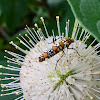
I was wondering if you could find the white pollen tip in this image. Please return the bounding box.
[34,23,38,27]
[37,43,39,46]
[66,66,69,69]
[5,50,7,52]
[9,41,13,44]
[1,90,4,92]
[68,19,70,23]
[7,65,10,67]
[25,34,28,37]
[11,77,14,79]
[40,17,44,22]
[16,37,19,39]
[0,94,4,96]
[15,46,18,49]
[90,97,93,99]
[66,21,68,24]
[26,25,29,28]
[45,58,48,61]
[0,73,3,75]
[41,36,44,40]
[45,62,48,65]
[85,30,88,33]
[32,28,34,30]
[7,60,10,63]
[0,65,3,68]
[89,46,93,49]
[59,52,63,55]
[4,56,7,58]
[24,27,27,30]
[82,41,84,43]
[86,36,89,39]
[82,29,84,31]
[62,32,64,35]
[39,28,42,31]
[76,45,78,48]
[15,92,19,95]
[19,34,22,36]
[56,16,59,19]
[18,63,22,66]
[12,58,15,60]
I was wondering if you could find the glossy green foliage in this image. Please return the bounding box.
[0,0,28,30]
[68,0,100,42]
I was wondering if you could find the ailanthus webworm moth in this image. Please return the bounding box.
[39,37,74,62]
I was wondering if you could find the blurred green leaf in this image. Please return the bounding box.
[0,0,28,31]
[68,0,100,42]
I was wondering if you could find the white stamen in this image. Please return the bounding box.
[56,16,61,36]
[79,29,84,40]
[9,41,28,54]
[75,25,81,40]
[19,34,33,48]
[26,25,38,43]
[40,17,49,38]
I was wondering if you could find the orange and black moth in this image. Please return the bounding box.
[39,37,74,62]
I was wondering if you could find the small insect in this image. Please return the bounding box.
[39,37,74,62]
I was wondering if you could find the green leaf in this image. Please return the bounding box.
[0,0,28,30]
[67,0,100,42]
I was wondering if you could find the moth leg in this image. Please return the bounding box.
[55,50,65,70]
[68,47,82,57]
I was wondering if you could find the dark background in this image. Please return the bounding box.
[0,0,75,99]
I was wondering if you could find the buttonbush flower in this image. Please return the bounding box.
[0,16,100,100]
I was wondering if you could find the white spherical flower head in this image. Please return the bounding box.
[20,38,100,100]
[0,17,100,100]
